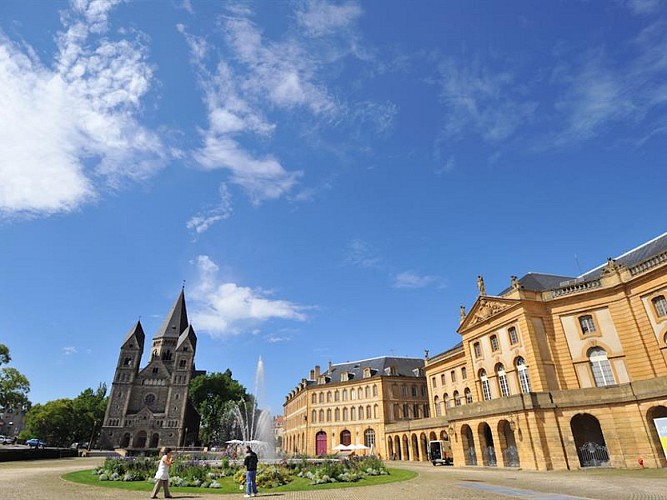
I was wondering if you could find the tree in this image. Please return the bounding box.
[21,384,108,447]
[189,369,250,446]
[0,343,30,410]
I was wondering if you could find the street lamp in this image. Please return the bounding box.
[88,420,98,451]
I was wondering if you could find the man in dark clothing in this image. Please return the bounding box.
[243,445,258,497]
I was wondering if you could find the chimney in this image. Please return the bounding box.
[328,360,332,372]
[314,365,321,378]
[309,369,315,380]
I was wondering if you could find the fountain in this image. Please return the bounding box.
[226,356,276,458]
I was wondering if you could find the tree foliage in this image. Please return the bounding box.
[189,369,250,446]
[21,383,107,447]
[0,343,30,410]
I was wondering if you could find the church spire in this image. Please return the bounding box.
[154,289,189,339]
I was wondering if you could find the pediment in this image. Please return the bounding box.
[459,296,520,332]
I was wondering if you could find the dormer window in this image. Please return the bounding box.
[363,367,372,379]
[341,372,349,382]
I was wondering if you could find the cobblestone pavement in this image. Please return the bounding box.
[1,458,666,500]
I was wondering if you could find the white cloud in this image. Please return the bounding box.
[554,20,667,145]
[266,335,292,343]
[392,271,438,289]
[187,183,234,235]
[194,136,302,205]
[190,255,309,337]
[62,346,77,355]
[625,0,663,15]
[296,0,363,38]
[438,59,537,143]
[0,0,165,219]
[344,239,382,269]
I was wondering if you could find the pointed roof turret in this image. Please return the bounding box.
[177,324,197,351]
[122,321,145,347]
[154,289,189,339]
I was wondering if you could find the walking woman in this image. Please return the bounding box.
[151,447,174,499]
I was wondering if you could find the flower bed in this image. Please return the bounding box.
[93,455,389,489]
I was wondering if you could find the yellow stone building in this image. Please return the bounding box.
[385,232,667,470]
[282,357,428,458]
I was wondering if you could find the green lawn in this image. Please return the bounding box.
[62,467,417,494]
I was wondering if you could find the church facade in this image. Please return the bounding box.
[99,290,204,450]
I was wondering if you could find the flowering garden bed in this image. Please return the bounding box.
[63,455,416,493]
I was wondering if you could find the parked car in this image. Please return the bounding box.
[1,435,16,445]
[69,442,89,449]
[26,438,47,448]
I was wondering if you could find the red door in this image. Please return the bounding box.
[316,432,327,456]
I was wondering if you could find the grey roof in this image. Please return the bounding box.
[429,342,464,362]
[580,232,667,280]
[177,324,197,351]
[321,356,425,383]
[154,290,189,339]
[122,321,145,347]
[496,232,667,295]
[499,273,575,295]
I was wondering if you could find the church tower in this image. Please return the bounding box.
[99,290,203,450]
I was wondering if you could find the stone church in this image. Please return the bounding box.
[99,290,204,450]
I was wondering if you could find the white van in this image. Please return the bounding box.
[428,440,453,465]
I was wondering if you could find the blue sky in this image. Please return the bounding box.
[1,0,666,416]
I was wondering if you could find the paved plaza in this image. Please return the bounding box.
[0,458,666,500]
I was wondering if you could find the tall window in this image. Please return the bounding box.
[453,390,461,406]
[319,409,324,421]
[497,364,510,397]
[312,410,316,422]
[403,404,409,418]
[653,295,667,317]
[335,408,340,421]
[431,377,436,388]
[327,391,332,402]
[312,394,317,404]
[516,357,532,393]
[461,367,467,380]
[450,370,456,382]
[335,390,340,402]
[444,393,450,408]
[358,405,364,419]
[342,389,348,401]
[480,370,492,400]
[508,326,519,345]
[366,405,371,419]
[411,385,417,397]
[358,388,363,399]
[465,387,473,404]
[440,373,446,385]
[319,393,324,403]
[351,389,356,400]
[373,385,378,397]
[473,342,481,358]
[490,335,499,352]
[589,347,616,387]
[364,429,376,448]
[365,386,370,398]
[579,314,596,334]
[434,396,441,416]
[343,407,349,421]
[327,409,332,422]
[351,407,356,420]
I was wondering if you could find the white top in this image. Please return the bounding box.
[154,454,171,480]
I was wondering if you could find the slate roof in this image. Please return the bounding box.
[579,231,667,281]
[122,321,145,346]
[154,289,189,339]
[498,273,575,295]
[320,356,425,383]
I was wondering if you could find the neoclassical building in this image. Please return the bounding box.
[385,232,667,470]
[282,357,428,458]
[99,290,204,450]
